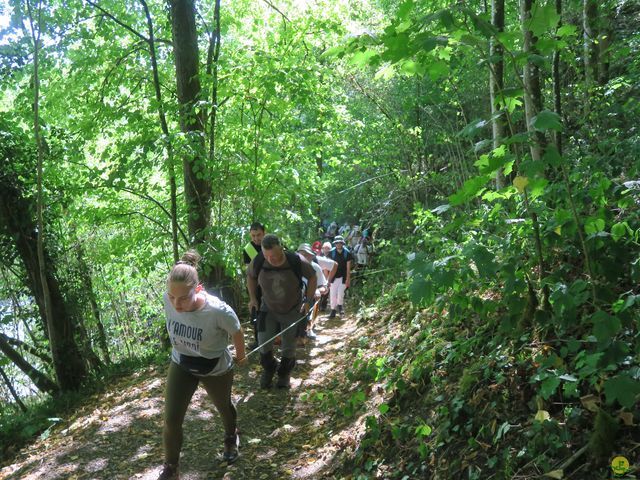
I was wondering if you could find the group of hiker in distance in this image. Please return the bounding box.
[158,221,375,479]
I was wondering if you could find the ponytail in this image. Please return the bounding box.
[167,250,201,288]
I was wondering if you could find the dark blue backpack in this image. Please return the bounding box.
[330,247,350,261]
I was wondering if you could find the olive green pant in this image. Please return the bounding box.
[163,361,236,465]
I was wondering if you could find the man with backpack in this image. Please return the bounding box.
[327,235,353,319]
[247,234,317,389]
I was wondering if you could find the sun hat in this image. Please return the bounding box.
[333,235,345,245]
[297,243,314,255]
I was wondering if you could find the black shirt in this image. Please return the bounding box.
[330,248,353,279]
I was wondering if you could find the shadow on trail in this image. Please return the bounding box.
[0,312,360,480]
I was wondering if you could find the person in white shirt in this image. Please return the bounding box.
[296,243,336,339]
[157,250,247,480]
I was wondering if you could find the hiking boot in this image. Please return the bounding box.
[223,429,240,464]
[329,309,336,319]
[157,463,179,480]
[260,352,279,389]
[276,357,296,389]
[307,328,317,340]
[338,305,344,315]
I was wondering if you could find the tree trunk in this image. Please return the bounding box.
[553,0,563,154]
[598,6,611,85]
[0,334,58,394]
[490,0,506,188]
[583,0,599,96]
[141,0,180,263]
[75,244,111,364]
[0,333,52,365]
[521,0,550,310]
[26,0,86,390]
[170,0,232,302]
[521,0,546,162]
[0,365,28,412]
[169,0,212,244]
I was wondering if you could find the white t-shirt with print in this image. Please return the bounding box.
[163,292,240,376]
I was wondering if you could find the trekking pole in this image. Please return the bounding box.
[243,299,319,359]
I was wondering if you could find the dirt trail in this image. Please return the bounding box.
[0,312,361,480]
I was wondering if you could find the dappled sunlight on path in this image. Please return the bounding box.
[0,311,363,480]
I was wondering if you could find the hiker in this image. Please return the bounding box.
[347,224,362,249]
[247,234,317,389]
[338,222,351,237]
[296,243,336,340]
[354,234,373,268]
[324,221,338,241]
[327,235,352,318]
[158,251,247,480]
[243,222,266,349]
[319,241,333,311]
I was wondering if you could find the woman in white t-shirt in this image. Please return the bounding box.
[157,251,247,480]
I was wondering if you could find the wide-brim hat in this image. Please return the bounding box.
[333,235,345,245]
[297,243,314,255]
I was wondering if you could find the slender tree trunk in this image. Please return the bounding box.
[75,244,111,364]
[0,365,28,412]
[598,6,611,85]
[553,0,597,302]
[141,0,179,263]
[490,0,506,188]
[169,0,212,244]
[521,0,550,310]
[0,334,58,394]
[583,0,598,108]
[0,333,52,365]
[521,0,545,161]
[553,0,563,155]
[27,0,86,390]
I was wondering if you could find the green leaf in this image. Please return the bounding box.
[427,60,449,81]
[397,0,414,21]
[526,3,560,37]
[396,20,412,34]
[401,60,421,75]
[590,310,621,345]
[374,63,396,80]
[540,375,561,400]
[556,24,578,38]
[611,222,630,241]
[542,145,563,167]
[529,178,548,199]
[466,244,497,278]
[585,217,606,235]
[459,118,489,138]
[531,110,563,132]
[379,403,390,414]
[449,175,491,206]
[603,374,640,408]
[322,45,345,58]
[350,49,378,67]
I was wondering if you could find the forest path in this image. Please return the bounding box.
[1,311,362,480]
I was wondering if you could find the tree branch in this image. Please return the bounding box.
[85,0,149,44]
